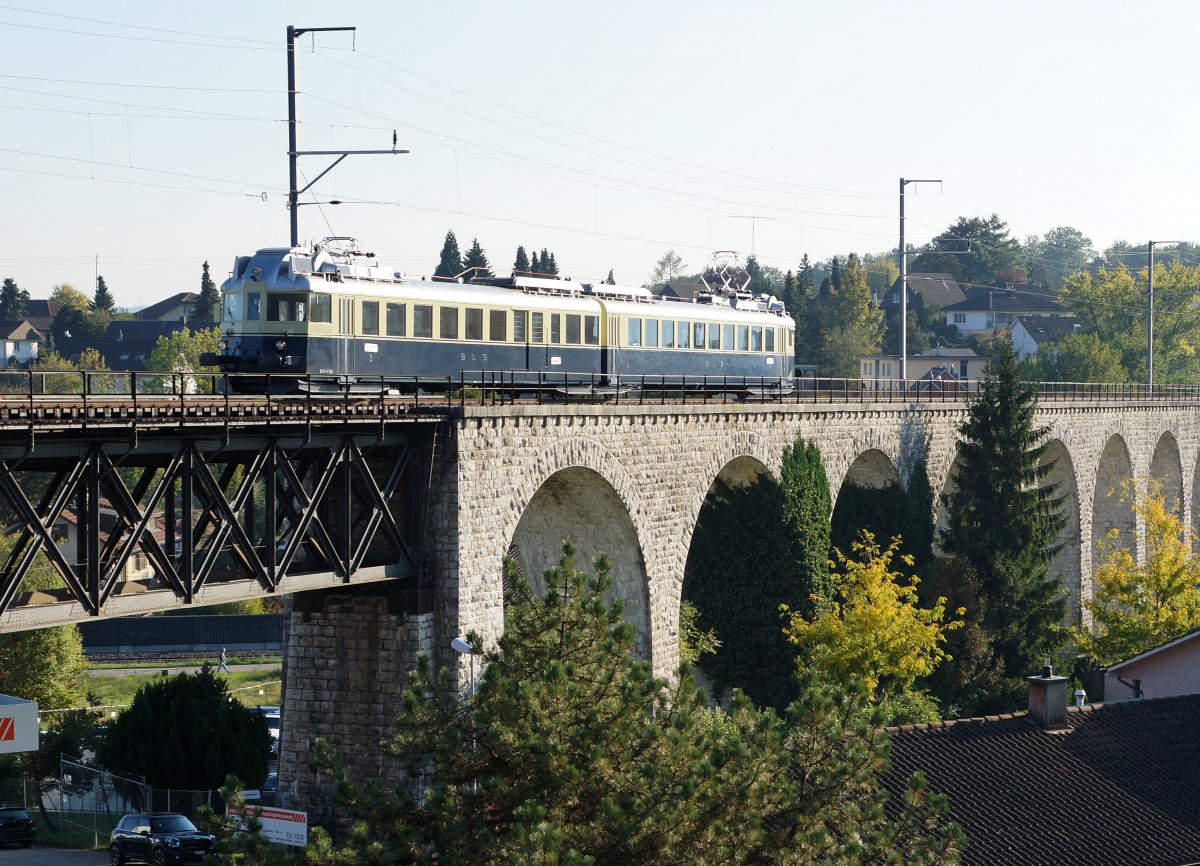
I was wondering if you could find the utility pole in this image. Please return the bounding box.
[1147,240,1180,393]
[899,178,940,383]
[286,25,408,248]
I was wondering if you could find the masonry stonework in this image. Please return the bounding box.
[280,399,1200,824]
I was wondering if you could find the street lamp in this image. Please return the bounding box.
[451,636,479,696]
[899,178,941,384]
[1147,240,1180,393]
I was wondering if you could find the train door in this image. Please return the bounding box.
[339,297,354,379]
[606,313,620,380]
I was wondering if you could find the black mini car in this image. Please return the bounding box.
[0,804,35,847]
[109,812,214,865]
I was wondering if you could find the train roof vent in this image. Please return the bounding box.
[582,283,654,302]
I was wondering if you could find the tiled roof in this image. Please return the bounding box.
[944,289,1066,314]
[885,273,967,309]
[1013,315,1079,345]
[880,695,1200,865]
[137,292,197,321]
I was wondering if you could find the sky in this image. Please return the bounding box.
[1,0,1197,309]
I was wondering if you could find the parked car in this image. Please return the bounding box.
[109,812,214,865]
[260,771,278,806]
[0,804,35,847]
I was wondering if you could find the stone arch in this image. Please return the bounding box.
[1040,439,1083,624]
[681,430,781,558]
[831,448,905,554]
[1092,434,1137,575]
[505,438,653,663]
[826,427,902,503]
[1150,431,1184,516]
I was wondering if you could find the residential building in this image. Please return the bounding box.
[137,291,198,323]
[1010,315,1080,360]
[21,299,61,346]
[56,320,217,374]
[944,285,1066,335]
[880,272,966,312]
[1104,628,1200,701]
[858,347,984,383]
[881,670,1200,865]
[0,320,40,366]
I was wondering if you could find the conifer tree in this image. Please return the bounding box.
[462,238,492,278]
[546,251,558,275]
[0,278,28,320]
[939,336,1067,712]
[92,275,115,312]
[309,542,962,866]
[512,245,530,273]
[605,269,616,285]
[434,230,463,278]
[530,250,541,274]
[194,261,221,322]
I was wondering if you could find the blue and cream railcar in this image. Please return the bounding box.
[598,289,794,382]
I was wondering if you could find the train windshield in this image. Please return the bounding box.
[223,294,242,323]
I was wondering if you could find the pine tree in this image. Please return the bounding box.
[194,261,221,322]
[462,238,493,278]
[605,269,616,285]
[512,245,530,274]
[307,542,962,866]
[434,230,463,278]
[92,275,115,312]
[0,278,28,320]
[546,252,558,276]
[939,336,1068,712]
[530,250,541,274]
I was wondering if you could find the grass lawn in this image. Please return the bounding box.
[86,666,283,710]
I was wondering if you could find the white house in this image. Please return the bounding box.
[1104,629,1200,701]
[0,320,40,366]
[943,285,1067,336]
[1010,315,1080,360]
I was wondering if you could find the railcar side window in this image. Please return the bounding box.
[565,314,581,344]
[362,301,380,335]
[267,293,307,322]
[550,313,561,344]
[585,315,599,345]
[247,293,261,321]
[466,308,484,341]
[440,306,459,339]
[414,305,433,338]
[645,319,659,348]
[751,326,763,351]
[531,312,544,343]
[490,310,507,341]
[627,318,642,347]
[694,322,705,349]
[788,329,795,350]
[708,324,720,350]
[310,293,332,324]
[765,327,774,352]
[737,325,749,351]
[723,324,734,351]
[662,320,674,348]
[386,303,406,337]
[514,311,527,342]
[224,294,243,323]
[677,321,690,348]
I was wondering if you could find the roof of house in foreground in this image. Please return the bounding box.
[879,694,1200,866]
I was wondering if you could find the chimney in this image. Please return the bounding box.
[1027,661,1069,730]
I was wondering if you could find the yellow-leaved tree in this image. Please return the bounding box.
[782,532,963,724]
[1076,482,1200,666]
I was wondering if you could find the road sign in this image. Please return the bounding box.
[0,694,38,753]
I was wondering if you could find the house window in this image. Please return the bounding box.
[952,313,966,325]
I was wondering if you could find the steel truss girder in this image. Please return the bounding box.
[0,431,424,620]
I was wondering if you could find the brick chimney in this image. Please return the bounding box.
[1027,662,1069,730]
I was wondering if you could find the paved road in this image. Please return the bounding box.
[0,846,108,865]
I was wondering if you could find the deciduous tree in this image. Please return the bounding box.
[912,214,1022,289]
[1024,226,1095,291]
[1076,483,1200,666]
[647,250,687,287]
[1029,332,1129,384]
[783,533,961,723]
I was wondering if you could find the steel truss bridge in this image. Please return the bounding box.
[0,383,448,633]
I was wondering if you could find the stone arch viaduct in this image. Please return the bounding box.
[281,399,1200,817]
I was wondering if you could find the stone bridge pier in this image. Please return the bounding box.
[278,400,1200,823]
